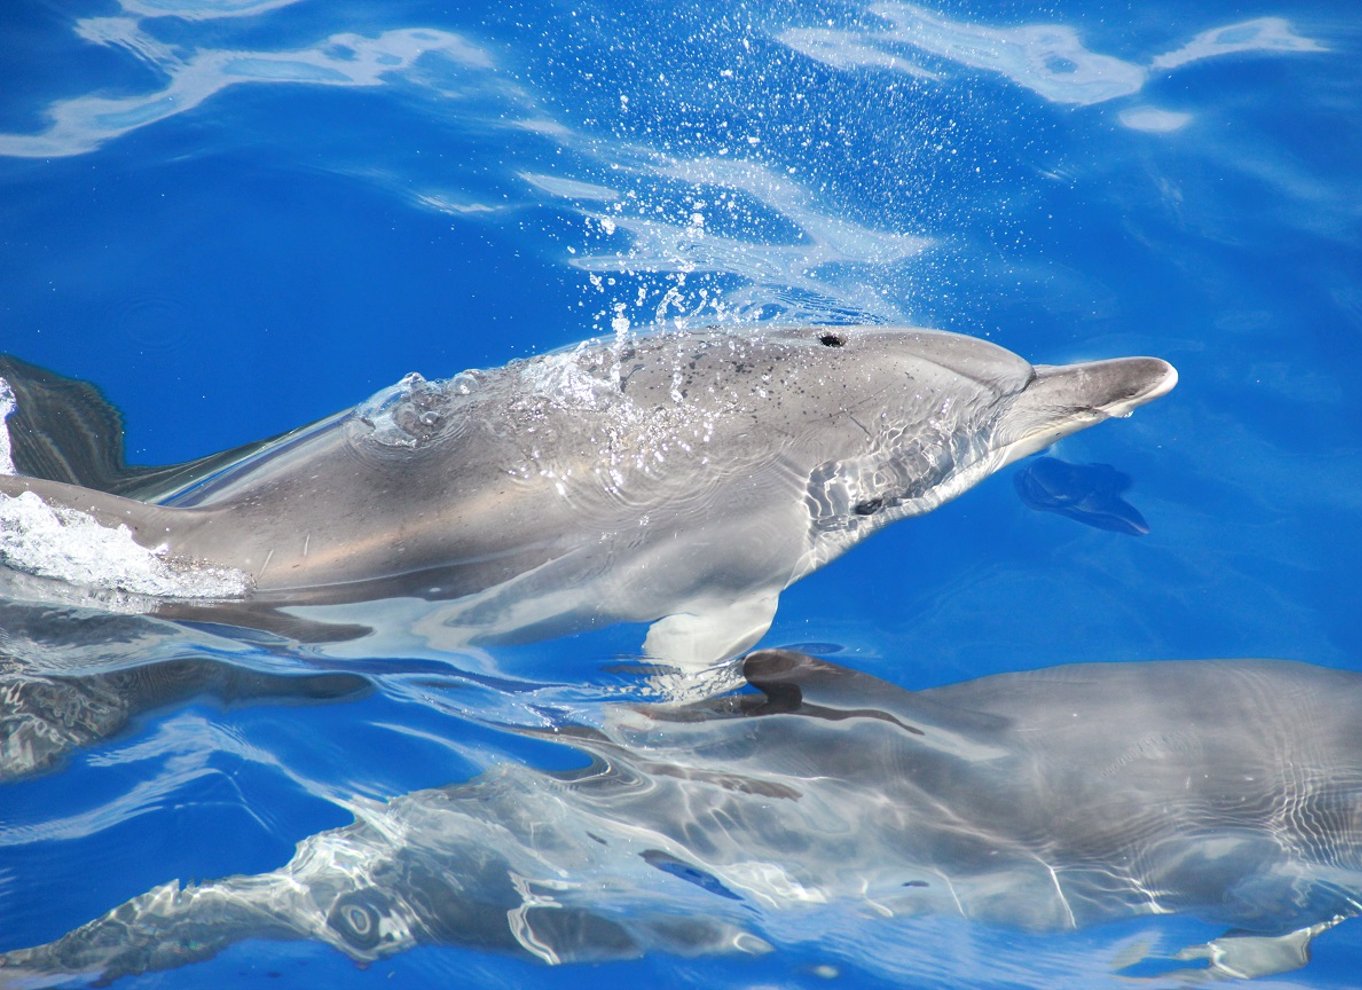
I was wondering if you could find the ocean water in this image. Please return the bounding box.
[1,0,1360,987]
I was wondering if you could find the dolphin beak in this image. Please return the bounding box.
[993,357,1178,465]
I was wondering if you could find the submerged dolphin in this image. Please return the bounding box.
[0,328,1176,664]
[2,650,1357,985]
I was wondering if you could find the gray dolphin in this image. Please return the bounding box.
[2,650,1357,985]
[0,327,1176,664]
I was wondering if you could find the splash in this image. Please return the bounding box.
[4,0,938,336]
[0,491,249,599]
[1,369,246,599]
[531,154,929,333]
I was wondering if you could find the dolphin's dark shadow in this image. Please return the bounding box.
[1013,456,1150,535]
[0,586,377,783]
[3,650,1359,985]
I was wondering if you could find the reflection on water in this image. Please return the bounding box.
[3,649,1359,985]
[777,5,1324,128]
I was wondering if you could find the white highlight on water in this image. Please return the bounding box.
[774,4,1325,131]
[1119,107,1193,134]
[0,20,491,158]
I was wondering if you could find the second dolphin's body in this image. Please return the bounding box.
[0,327,1175,663]
[2,651,1357,985]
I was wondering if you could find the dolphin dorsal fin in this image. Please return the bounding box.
[742,649,1011,756]
[0,355,288,501]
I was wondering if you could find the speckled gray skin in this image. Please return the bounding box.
[0,326,1176,664]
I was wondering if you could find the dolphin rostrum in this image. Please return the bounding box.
[2,650,1357,985]
[0,327,1176,664]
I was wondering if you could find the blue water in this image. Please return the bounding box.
[2,0,1360,986]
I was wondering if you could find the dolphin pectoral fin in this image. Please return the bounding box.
[643,592,780,670]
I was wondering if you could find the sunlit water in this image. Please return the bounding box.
[1,0,1360,987]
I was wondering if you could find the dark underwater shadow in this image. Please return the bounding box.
[1013,456,1149,535]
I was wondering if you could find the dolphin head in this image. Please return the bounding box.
[745,326,1176,571]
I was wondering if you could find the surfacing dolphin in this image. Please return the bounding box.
[0,327,1176,665]
[2,650,1357,986]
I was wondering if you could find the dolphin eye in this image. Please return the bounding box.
[853,497,883,515]
[818,332,846,348]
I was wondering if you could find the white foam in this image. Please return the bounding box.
[0,490,250,599]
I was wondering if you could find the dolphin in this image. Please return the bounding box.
[2,650,1357,985]
[0,327,1176,664]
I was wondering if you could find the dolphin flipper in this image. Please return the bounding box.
[643,592,780,669]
